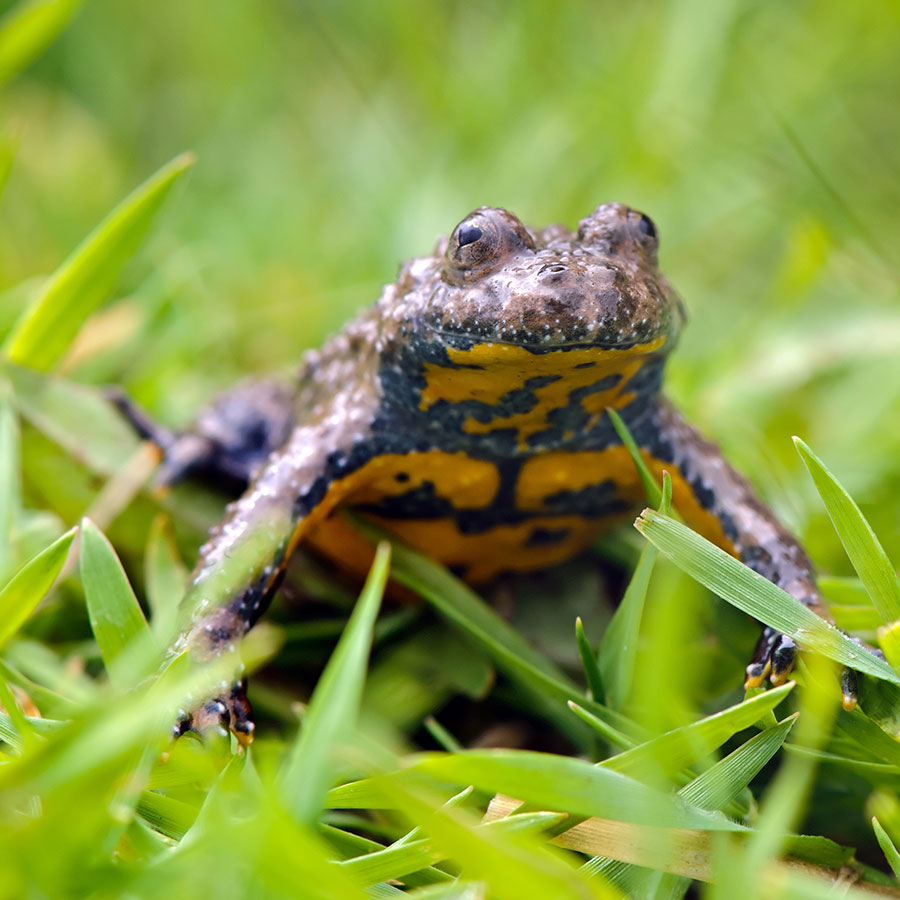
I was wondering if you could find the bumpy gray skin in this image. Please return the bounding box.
[115,202,846,740]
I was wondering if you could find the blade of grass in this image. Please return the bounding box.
[575,717,796,887]
[409,750,745,831]
[794,437,900,624]
[338,812,565,886]
[0,0,81,86]
[0,132,17,201]
[607,407,662,507]
[143,514,186,644]
[3,152,194,371]
[634,509,900,685]
[598,471,670,712]
[598,683,793,781]
[873,817,900,882]
[280,542,389,826]
[0,377,20,580]
[365,774,620,900]
[598,542,656,712]
[0,526,75,647]
[79,518,155,689]
[576,617,605,702]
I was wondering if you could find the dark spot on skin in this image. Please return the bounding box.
[395,472,410,483]
[294,474,329,517]
[525,527,572,546]
[449,564,468,578]
[573,362,597,370]
[542,480,626,517]
[690,476,716,511]
[719,510,739,542]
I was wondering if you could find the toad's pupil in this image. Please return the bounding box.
[638,215,657,239]
[457,224,483,247]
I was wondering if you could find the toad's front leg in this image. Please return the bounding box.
[636,399,855,705]
[176,424,364,740]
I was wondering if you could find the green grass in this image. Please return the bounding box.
[2,0,900,897]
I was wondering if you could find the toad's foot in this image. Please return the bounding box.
[744,625,863,712]
[175,679,255,747]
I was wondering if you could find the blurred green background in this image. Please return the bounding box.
[3,0,899,573]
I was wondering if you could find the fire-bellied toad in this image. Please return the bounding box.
[115,202,847,739]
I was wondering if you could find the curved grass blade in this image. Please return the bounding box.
[280,542,390,826]
[3,152,194,371]
[0,0,81,86]
[0,526,75,647]
[79,518,155,689]
[795,437,900,625]
[872,817,900,882]
[368,774,620,900]
[409,750,745,832]
[598,683,793,780]
[338,812,566,887]
[634,509,900,685]
[578,716,797,886]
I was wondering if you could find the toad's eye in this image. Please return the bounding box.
[446,213,504,273]
[456,224,483,247]
[444,207,535,280]
[637,214,657,240]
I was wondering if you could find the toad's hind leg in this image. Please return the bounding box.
[110,377,296,494]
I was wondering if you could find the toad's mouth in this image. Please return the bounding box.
[430,328,668,355]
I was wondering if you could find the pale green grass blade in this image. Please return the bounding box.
[409,750,745,831]
[598,542,656,712]
[578,719,796,886]
[0,378,20,581]
[369,776,620,900]
[597,470,669,713]
[680,715,797,810]
[3,152,194,371]
[0,133,16,205]
[607,408,661,507]
[404,885,486,900]
[795,437,900,624]
[280,542,389,826]
[600,684,793,780]
[338,812,565,886]
[0,0,81,86]
[143,515,186,644]
[872,817,900,882]
[79,517,155,689]
[567,702,635,752]
[3,361,138,474]
[836,707,900,768]
[0,526,75,647]
[576,616,605,702]
[635,509,900,685]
